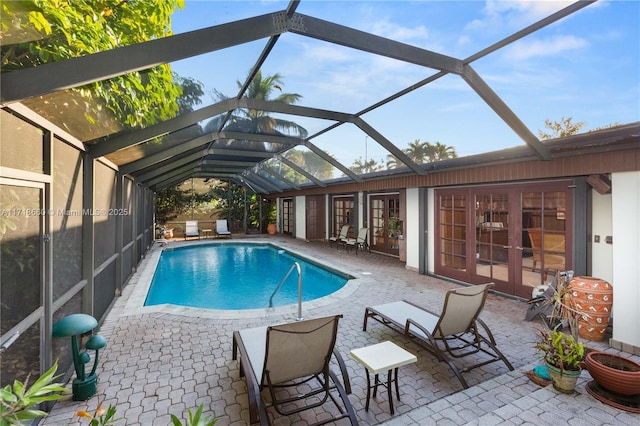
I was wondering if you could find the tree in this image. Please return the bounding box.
[206,70,307,139]
[350,157,384,174]
[386,139,457,169]
[155,186,193,223]
[430,142,458,161]
[538,117,586,140]
[1,0,185,129]
[283,148,334,181]
[174,73,204,115]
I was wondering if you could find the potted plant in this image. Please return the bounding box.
[535,327,585,393]
[1,362,68,425]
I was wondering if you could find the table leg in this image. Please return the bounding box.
[365,368,371,412]
[387,369,394,415]
[373,373,380,398]
[394,367,401,400]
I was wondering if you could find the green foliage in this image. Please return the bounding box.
[170,404,218,426]
[1,0,185,129]
[349,157,384,174]
[209,70,307,138]
[535,327,584,372]
[0,362,68,426]
[282,149,334,181]
[155,186,194,223]
[174,73,204,114]
[538,117,586,140]
[386,139,457,169]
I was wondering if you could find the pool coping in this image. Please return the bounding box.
[121,238,367,320]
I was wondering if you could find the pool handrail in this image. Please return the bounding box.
[269,262,303,320]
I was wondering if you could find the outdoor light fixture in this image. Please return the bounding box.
[52,314,106,401]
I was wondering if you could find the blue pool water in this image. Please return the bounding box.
[145,243,351,310]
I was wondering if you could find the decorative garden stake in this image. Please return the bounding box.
[52,314,107,401]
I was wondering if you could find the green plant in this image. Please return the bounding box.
[535,327,584,372]
[76,401,121,425]
[0,361,68,425]
[170,404,218,426]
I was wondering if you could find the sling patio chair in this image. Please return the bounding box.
[232,315,359,426]
[363,283,514,389]
[329,224,351,248]
[184,220,199,240]
[343,227,369,254]
[215,219,232,238]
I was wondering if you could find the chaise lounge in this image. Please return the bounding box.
[216,219,232,238]
[363,283,514,389]
[232,315,359,425]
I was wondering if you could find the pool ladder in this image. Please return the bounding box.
[269,262,303,321]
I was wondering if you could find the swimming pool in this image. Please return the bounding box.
[144,243,353,310]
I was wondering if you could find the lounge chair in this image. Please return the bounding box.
[232,315,359,425]
[344,227,369,254]
[329,224,350,248]
[215,219,232,238]
[184,220,199,240]
[363,283,514,389]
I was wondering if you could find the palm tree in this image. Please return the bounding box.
[350,157,384,174]
[428,142,457,161]
[206,70,307,140]
[386,139,457,169]
[405,139,430,163]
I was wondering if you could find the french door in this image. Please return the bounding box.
[281,198,294,235]
[436,181,572,298]
[369,194,401,256]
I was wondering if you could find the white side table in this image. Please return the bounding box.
[350,341,417,414]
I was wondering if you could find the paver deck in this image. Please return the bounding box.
[42,236,639,425]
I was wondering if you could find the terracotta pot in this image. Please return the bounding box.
[569,276,613,341]
[267,223,276,235]
[585,351,640,396]
[546,363,581,394]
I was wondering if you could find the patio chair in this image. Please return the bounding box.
[329,224,350,248]
[184,220,199,239]
[344,227,369,254]
[527,229,565,272]
[232,315,358,426]
[215,219,232,238]
[363,283,514,389]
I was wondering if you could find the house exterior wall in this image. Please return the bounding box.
[591,191,613,283]
[279,145,640,352]
[295,195,305,240]
[611,171,640,349]
[405,187,420,271]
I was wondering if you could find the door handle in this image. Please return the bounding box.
[502,245,512,249]
[515,246,524,251]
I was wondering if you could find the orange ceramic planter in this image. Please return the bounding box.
[569,276,613,341]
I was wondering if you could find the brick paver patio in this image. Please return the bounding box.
[42,236,639,425]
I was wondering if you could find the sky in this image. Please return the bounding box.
[168,0,640,168]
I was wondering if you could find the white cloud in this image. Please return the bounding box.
[368,19,430,43]
[504,35,589,60]
[466,0,575,32]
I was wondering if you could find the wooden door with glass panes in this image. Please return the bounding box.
[332,196,354,240]
[282,198,294,235]
[436,182,572,298]
[369,194,401,255]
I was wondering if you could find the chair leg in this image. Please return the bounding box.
[328,370,360,425]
